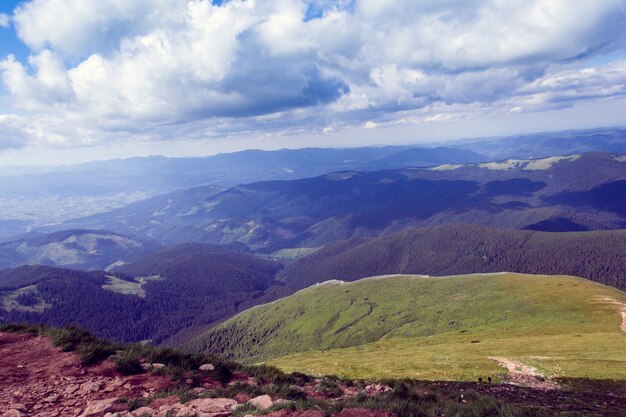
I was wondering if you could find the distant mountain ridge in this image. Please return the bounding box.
[3,125,626,241]
[0,146,486,241]
[455,127,626,159]
[0,229,151,271]
[55,152,626,250]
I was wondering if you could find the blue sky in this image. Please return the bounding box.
[0,0,625,165]
[0,1,28,97]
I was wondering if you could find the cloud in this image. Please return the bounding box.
[1,0,626,149]
[1,50,73,109]
[0,13,9,28]
[0,115,35,149]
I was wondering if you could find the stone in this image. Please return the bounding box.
[274,399,292,405]
[65,384,80,395]
[199,363,215,371]
[174,406,192,417]
[191,387,208,395]
[247,394,273,410]
[2,410,26,417]
[78,397,119,417]
[9,404,26,411]
[81,382,101,393]
[186,398,238,413]
[132,407,155,416]
[151,363,166,369]
[44,394,60,403]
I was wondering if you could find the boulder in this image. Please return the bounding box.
[81,382,101,393]
[132,407,156,416]
[186,398,239,413]
[199,363,215,371]
[247,394,273,409]
[79,397,119,417]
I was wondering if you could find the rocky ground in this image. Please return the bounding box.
[0,332,394,417]
[1,330,625,417]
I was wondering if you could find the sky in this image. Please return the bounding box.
[0,0,626,165]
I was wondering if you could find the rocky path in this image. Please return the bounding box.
[0,332,173,417]
[488,357,558,390]
[0,332,396,417]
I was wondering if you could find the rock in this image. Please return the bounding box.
[79,397,119,417]
[66,384,80,395]
[132,407,155,416]
[247,394,273,409]
[2,409,26,417]
[274,399,292,406]
[174,406,192,417]
[2,410,26,417]
[199,363,215,371]
[9,404,26,411]
[151,363,166,369]
[43,394,60,403]
[81,382,101,393]
[186,398,239,413]
[140,363,153,371]
[191,387,208,395]
[364,384,392,395]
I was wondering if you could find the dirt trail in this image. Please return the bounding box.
[0,332,173,416]
[593,297,626,334]
[488,357,558,390]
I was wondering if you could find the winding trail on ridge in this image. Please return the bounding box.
[488,357,558,390]
[593,297,626,334]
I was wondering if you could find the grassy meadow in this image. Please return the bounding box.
[193,273,626,381]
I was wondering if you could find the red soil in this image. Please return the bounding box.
[0,332,173,417]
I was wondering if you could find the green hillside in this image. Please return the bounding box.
[191,273,626,381]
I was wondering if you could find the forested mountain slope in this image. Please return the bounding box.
[0,245,282,343]
[280,224,626,290]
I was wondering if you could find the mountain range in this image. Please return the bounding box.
[3,125,626,242]
[54,152,626,251]
[0,146,486,240]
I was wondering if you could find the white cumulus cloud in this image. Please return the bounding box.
[0,0,625,149]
